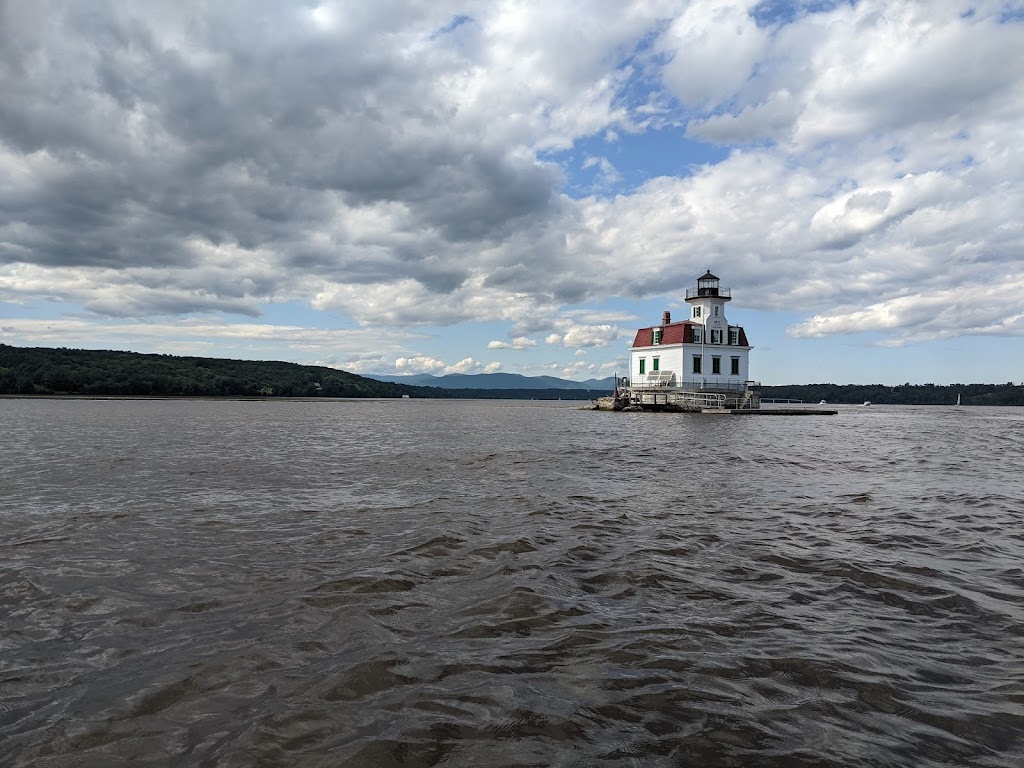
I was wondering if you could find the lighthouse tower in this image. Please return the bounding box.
[685,270,730,346]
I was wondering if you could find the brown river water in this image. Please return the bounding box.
[2,398,1023,767]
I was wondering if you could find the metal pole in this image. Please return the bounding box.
[700,315,705,390]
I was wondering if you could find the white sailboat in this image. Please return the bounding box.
[956,392,961,406]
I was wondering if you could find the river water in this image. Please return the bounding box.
[2,398,1023,767]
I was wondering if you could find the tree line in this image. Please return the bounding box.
[0,344,600,400]
[759,382,1024,406]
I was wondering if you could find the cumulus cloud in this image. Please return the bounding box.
[444,357,480,374]
[789,276,1024,344]
[0,0,1021,366]
[0,0,646,321]
[561,324,618,348]
[0,315,419,365]
[487,336,536,350]
[395,356,446,374]
[659,0,768,108]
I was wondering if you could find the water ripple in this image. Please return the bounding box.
[2,399,1024,766]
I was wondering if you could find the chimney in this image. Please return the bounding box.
[662,310,671,325]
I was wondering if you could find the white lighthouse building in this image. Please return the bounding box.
[624,271,757,409]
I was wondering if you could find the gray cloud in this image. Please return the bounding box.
[0,0,1021,356]
[0,0,589,316]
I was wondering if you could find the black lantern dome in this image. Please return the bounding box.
[697,271,720,296]
[686,270,731,301]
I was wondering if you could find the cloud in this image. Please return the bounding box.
[439,357,501,375]
[561,324,618,348]
[330,354,388,374]
[680,3,1024,148]
[560,359,598,379]
[444,357,480,374]
[659,0,768,109]
[788,276,1024,344]
[1,0,634,321]
[582,155,622,187]
[0,315,430,369]
[395,356,446,374]
[487,336,536,350]
[0,0,1021,359]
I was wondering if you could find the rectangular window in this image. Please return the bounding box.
[710,330,721,344]
[693,306,701,318]
[712,357,721,375]
[652,328,662,345]
[653,357,660,371]
[729,328,739,345]
[692,328,701,344]
[714,306,719,316]
[639,358,645,375]
[692,356,702,374]
[731,357,740,376]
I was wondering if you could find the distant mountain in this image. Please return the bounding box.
[367,371,616,391]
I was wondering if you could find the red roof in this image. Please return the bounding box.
[631,321,750,348]
[631,321,691,347]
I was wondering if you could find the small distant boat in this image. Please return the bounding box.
[819,399,827,405]
[862,401,871,406]
[956,393,961,406]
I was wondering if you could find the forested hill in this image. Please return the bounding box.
[0,344,602,400]
[760,382,1024,406]
[0,344,419,398]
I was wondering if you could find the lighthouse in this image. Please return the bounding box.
[624,270,756,410]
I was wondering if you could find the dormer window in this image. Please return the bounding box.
[692,328,701,344]
[652,328,663,345]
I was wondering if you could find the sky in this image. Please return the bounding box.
[1,0,1022,385]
